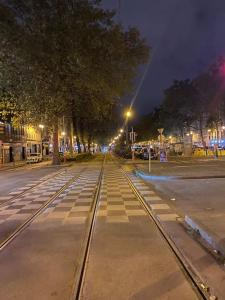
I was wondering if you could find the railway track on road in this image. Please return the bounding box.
[0,168,68,208]
[70,156,208,300]
[70,155,106,300]
[120,165,209,300]
[0,166,86,252]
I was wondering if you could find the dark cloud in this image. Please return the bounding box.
[101,0,225,115]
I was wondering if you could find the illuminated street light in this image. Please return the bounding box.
[222,126,225,130]
[208,129,211,132]
[120,129,124,133]
[62,131,66,136]
[125,110,132,118]
[39,124,44,129]
[118,134,121,137]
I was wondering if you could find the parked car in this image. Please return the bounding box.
[140,148,157,160]
[26,153,42,163]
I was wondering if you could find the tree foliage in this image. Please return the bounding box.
[0,0,150,162]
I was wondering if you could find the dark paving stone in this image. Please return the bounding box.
[108,201,124,205]
[9,205,25,209]
[62,198,77,203]
[108,194,122,198]
[53,207,71,212]
[75,202,91,206]
[125,205,142,210]
[17,209,37,214]
[107,210,126,216]
[68,211,88,217]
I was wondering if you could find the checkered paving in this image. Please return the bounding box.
[0,170,65,204]
[97,166,147,223]
[33,168,101,225]
[127,172,179,222]
[0,168,84,225]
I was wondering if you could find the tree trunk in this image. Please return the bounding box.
[87,135,91,153]
[69,118,74,155]
[52,119,60,165]
[76,136,81,153]
[199,114,205,148]
[80,123,86,152]
[74,119,81,153]
[81,135,86,152]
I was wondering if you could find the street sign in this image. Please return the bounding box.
[158,128,164,134]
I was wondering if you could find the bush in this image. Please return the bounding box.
[66,153,94,162]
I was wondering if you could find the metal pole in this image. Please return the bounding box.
[131,127,135,160]
[63,116,66,162]
[126,122,128,145]
[148,141,151,173]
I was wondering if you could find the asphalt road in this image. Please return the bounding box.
[131,158,225,253]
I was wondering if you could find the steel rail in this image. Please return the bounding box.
[0,168,68,208]
[118,160,209,300]
[0,167,86,252]
[70,155,106,300]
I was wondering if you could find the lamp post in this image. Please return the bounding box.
[125,110,132,145]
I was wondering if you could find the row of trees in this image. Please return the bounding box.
[136,57,225,146]
[0,0,149,163]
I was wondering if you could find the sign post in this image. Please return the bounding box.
[148,141,151,173]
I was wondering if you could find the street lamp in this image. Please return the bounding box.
[125,111,132,118]
[120,129,124,133]
[125,110,132,145]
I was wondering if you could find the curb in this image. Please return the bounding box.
[184,215,225,263]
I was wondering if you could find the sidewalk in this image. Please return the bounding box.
[0,160,52,171]
[0,161,26,171]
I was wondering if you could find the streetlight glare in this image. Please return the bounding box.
[62,131,66,136]
[39,124,44,129]
[120,129,124,133]
[126,111,132,118]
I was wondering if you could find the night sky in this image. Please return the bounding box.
[102,0,225,116]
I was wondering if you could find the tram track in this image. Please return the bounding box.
[115,155,209,299]
[70,155,106,300]
[70,155,208,300]
[0,167,86,252]
[120,166,208,300]
[0,167,68,208]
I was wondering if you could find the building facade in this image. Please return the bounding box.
[0,122,42,164]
